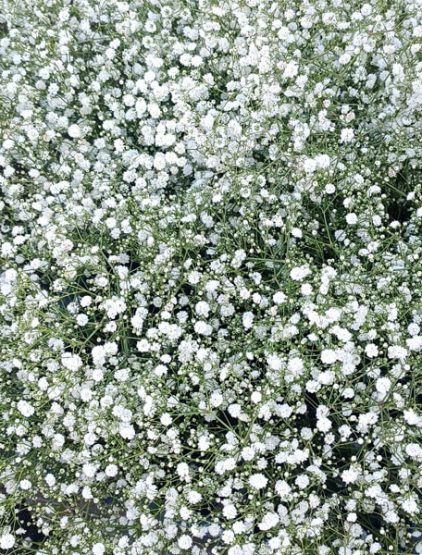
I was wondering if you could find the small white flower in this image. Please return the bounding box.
[283,61,299,78]
[407,336,422,351]
[223,504,237,519]
[76,314,88,326]
[194,320,213,336]
[68,123,81,138]
[403,410,421,426]
[61,353,83,371]
[188,271,201,284]
[17,400,35,417]
[275,480,291,498]
[242,311,254,329]
[195,300,210,317]
[119,423,135,440]
[83,463,97,478]
[340,128,355,143]
[320,349,337,364]
[339,53,351,65]
[20,479,32,490]
[249,473,268,490]
[365,343,379,358]
[303,158,317,173]
[251,391,262,404]
[273,291,286,304]
[187,490,202,504]
[259,512,279,530]
[315,154,331,169]
[341,468,359,484]
[267,354,282,371]
[160,413,172,426]
[387,345,408,360]
[178,535,192,549]
[317,417,332,433]
[92,543,105,555]
[375,377,391,395]
[177,462,190,479]
[210,391,223,407]
[290,265,311,281]
[406,443,422,460]
[0,533,15,549]
[287,356,304,376]
[295,474,310,490]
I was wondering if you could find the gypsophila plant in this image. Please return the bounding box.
[0,0,421,553]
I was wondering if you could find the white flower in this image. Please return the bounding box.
[273,291,286,304]
[0,533,15,549]
[283,61,299,78]
[83,463,97,479]
[303,158,317,173]
[316,417,332,432]
[301,283,313,295]
[187,490,202,504]
[188,271,201,284]
[160,413,172,426]
[287,356,304,376]
[242,311,255,329]
[387,346,408,360]
[290,265,311,281]
[339,53,351,65]
[315,154,331,169]
[92,345,107,366]
[61,352,83,371]
[195,300,210,317]
[407,336,422,351]
[406,443,422,460]
[375,377,391,395]
[346,213,358,225]
[68,123,81,138]
[251,391,262,404]
[295,474,309,489]
[45,474,56,487]
[17,400,35,417]
[20,479,32,490]
[259,512,279,530]
[341,468,359,484]
[403,410,422,426]
[275,480,291,498]
[223,504,237,519]
[105,464,118,477]
[210,391,223,407]
[92,543,105,555]
[340,128,354,143]
[178,535,192,550]
[76,314,88,326]
[365,343,379,358]
[3,139,14,150]
[177,463,190,479]
[241,447,255,461]
[119,423,135,440]
[249,473,268,490]
[320,349,337,364]
[267,354,282,371]
[194,320,213,336]
[102,296,126,319]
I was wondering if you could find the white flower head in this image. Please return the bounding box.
[249,473,268,490]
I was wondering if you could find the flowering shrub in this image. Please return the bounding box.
[0,0,421,553]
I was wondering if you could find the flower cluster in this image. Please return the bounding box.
[0,0,421,554]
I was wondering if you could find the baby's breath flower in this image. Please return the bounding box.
[1,0,421,552]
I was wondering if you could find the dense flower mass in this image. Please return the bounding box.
[0,0,421,553]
